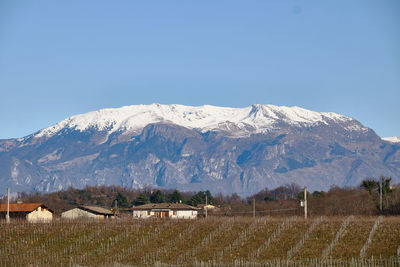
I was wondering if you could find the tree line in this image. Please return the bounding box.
[8,186,214,215]
[4,175,400,216]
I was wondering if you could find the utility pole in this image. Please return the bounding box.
[304,187,307,220]
[113,199,119,217]
[380,177,383,212]
[6,188,10,223]
[205,195,208,219]
[253,198,255,218]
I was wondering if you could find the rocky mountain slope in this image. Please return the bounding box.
[1,104,399,196]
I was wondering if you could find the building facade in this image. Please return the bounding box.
[0,203,53,222]
[132,203,198,219]
[61,206,114,219]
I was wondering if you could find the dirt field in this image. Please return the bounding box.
[0,216,399,266]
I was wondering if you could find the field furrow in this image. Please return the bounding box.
[0,216,399,266]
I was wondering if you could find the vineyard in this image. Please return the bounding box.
[1,216,400,266]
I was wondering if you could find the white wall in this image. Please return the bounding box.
[26,207,53,222]
[133,209,197,219]
[176,210,197,219]
[133,210,150,219]
[61,208,105,219]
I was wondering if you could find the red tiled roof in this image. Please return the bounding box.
[0,203,52,213]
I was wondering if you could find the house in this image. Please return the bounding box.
[132,203,198,219]
[61,205,115,219]
[197,204,217,210]
[0,203,53,222]
[197,204,219,216]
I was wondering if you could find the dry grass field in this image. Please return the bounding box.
[0,216,399,266]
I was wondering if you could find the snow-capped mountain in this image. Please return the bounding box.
[382,136,400,143]
[0,104,399,196]
[35,104,361,138]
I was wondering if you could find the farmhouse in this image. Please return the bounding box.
[197,204,217,210]
[61,205,115,219]
[0,203,53,222]
[132,203,198,219]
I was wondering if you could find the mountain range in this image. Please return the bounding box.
[1,104,399,196]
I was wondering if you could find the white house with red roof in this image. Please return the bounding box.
[131,203,198,219]
[0,203,53,222]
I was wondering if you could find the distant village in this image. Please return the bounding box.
[0,189,217,222]
[0,202,214,222]
[2,175,399,222]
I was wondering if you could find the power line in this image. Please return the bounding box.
[209,207,299,215]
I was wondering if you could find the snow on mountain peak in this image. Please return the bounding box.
[382,136,400,143]
[35,104,357,138]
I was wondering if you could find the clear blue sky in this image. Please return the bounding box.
[0,0,399,139]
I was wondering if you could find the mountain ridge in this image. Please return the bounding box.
[34,103,361,139]
[0,103,399,196]
[382,136,400,143]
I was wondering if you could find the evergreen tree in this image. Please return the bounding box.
[361,179,378,195]
[112,192,130,208]
[168,190,184,203]
[205,190,214,204]
[150,190,166,203]
[361,177,393,196]
[297,190,311,201]
[134,193,150,206]
[187,190,214,206]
